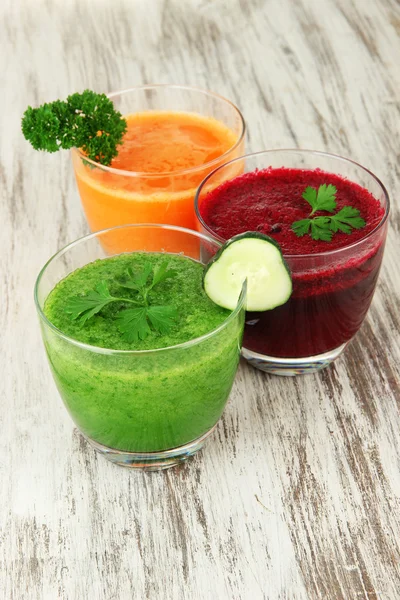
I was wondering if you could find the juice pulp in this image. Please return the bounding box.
[72,111,240,238]
[43,252,244,452]
[199,168,386,358]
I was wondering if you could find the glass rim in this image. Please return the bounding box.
[194,148,390,260]
[73,84,246,178]
[34,223,247,356]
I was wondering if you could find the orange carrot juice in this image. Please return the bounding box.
[71,111,244,239]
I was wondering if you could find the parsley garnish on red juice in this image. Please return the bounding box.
[65,261,178,343]
[21,90,127,165]
[292,183,366,242]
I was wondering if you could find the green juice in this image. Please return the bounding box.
[43,252,244,452]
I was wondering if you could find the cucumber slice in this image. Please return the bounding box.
[203,232,292,312]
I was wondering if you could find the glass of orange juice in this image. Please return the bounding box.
[71,85,245,242]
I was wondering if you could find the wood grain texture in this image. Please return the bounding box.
[1,0,400,598]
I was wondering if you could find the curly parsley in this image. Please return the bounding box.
[21,90,127,165]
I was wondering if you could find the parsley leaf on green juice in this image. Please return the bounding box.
[65,262,178,342]
[117,305,178,343]
[119,261,178,301]
[21,90,127,165]
[292,184,366,241]
[65,281,120,325]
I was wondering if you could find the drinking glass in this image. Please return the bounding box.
[195,150,390,375]
[71,85,245,238]
[35,224,246,469]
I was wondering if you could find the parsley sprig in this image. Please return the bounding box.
[22,90,127,165]
[65,261,178,343]
[292,184,366,242]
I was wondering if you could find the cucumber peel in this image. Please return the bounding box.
[203,232,292,312]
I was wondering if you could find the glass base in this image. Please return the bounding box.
[242,342,348,376]
[82,424,217,471]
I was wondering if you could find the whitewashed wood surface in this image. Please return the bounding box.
[1,0,400,598]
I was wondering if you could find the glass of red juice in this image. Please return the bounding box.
[195,150,390,375]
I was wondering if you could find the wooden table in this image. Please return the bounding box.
[2,0,400,598]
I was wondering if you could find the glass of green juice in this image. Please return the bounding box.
[35,224,246,470]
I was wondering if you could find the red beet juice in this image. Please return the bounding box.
[199,167,387,358]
